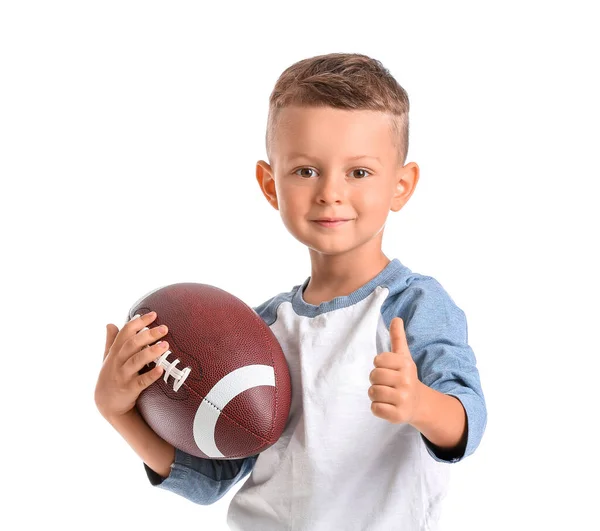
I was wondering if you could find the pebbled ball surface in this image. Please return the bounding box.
[128,282,292,460]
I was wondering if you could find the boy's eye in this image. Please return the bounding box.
[351,169,370,179]
[294,168,371,179]
[295,168,316,178]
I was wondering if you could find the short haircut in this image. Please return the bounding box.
[266,52,410,168]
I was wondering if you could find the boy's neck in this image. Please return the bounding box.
[303,249,391,306]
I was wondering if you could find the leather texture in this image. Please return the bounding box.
[130,283,292,460]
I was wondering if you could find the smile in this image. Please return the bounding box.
[312,220,350,228]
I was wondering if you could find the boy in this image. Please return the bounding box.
[95,52,487,530]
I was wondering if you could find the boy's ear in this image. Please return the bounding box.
[390,162,419,212]
[256,160,279,210]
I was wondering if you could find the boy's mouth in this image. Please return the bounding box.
[312,219,351,227]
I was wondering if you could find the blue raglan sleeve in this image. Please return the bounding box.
[143,449,258,505]
[399,278,487,463]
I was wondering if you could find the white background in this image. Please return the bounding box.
[1,1,598,529]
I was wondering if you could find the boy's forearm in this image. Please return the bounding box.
[410,382,467,450]
[107,408,176,478]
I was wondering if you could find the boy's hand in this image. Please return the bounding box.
[94,312,170,422]
[368,317,422,424]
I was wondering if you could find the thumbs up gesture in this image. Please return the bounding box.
[369,317,423,424]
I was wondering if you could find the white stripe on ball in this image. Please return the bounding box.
[192,364,276,458]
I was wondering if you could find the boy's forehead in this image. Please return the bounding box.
[274,105,396,161]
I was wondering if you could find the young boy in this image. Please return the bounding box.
[95,52,487,530]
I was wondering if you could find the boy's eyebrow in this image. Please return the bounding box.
[286,152,381,163]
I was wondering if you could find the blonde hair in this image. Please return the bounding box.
[266,52,410,168]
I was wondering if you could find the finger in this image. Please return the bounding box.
[134,364,164,392]
[373,352,405,370]
[368,384,398,405]
[104,324,120,360]
[125,311,157,336]
[112,311,158,357]
[389,317,409,355]
[120,320,168,360]
[370,401,398,422]
[119,312,156,341]
[124,340,170,377]
[369,367,401,387]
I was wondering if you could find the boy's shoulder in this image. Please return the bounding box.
[381,267,467,320]
[251,284,298,326]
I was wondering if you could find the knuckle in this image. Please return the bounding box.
[129,349,142,369]
[123,335,135,351]
[145,348,161,365]
[134,331,153,350]
[135,346,156,368]
[113,366,126,385]
[125,314,142,331]
[138,367,161,390]
[138,374,150,391]
[399,374,411,386]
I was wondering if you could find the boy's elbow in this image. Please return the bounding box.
[461,391,487,459]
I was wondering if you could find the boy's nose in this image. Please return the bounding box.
[315,174,345,204]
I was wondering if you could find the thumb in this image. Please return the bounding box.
[104,323,119,360]
[390,317,409,356]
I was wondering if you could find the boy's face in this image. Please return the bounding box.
[256,105,419,257]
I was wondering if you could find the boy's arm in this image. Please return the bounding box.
[107,407,175,478]
[386,279,487,463]
[108,407,257,504]
[414,289,486,462]
[97,314,258,504]
[410,384,468,457]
